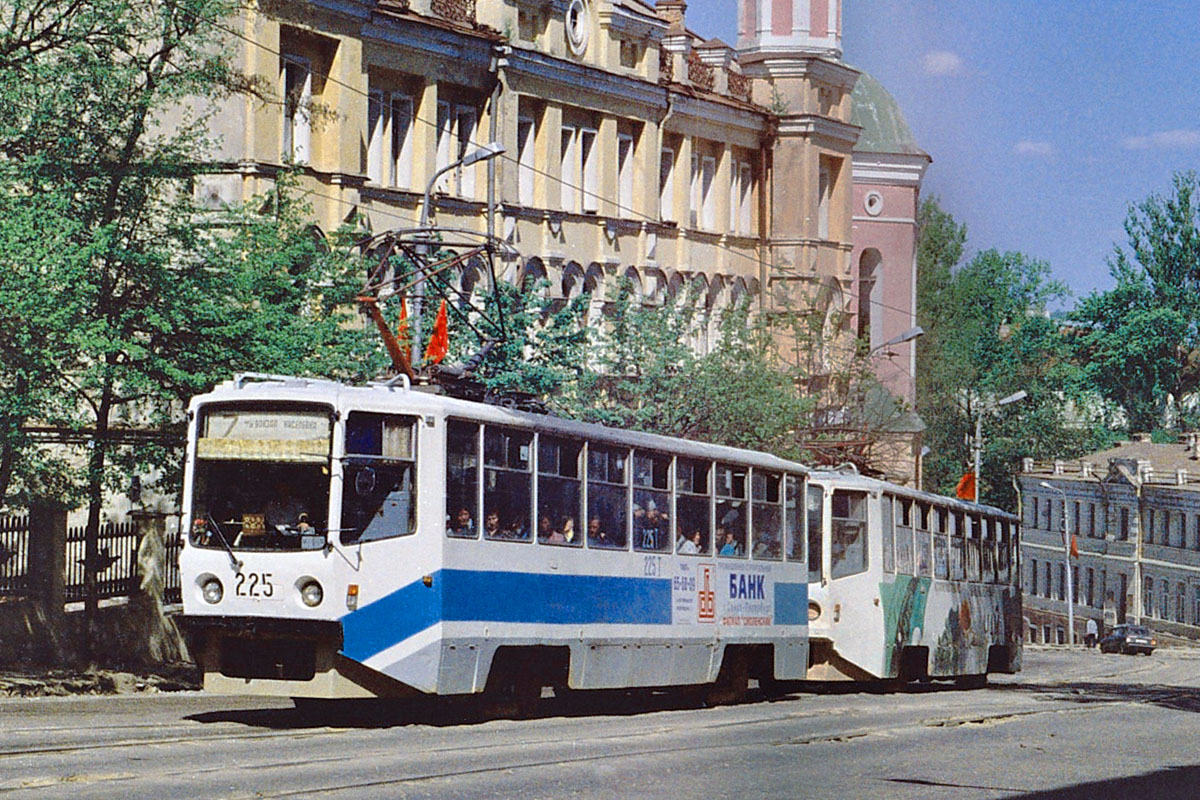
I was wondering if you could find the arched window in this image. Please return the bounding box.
[857,248,881,344]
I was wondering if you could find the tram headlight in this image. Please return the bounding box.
[299,580,324,607]
[201,577,224,604]
[808,601,821,621]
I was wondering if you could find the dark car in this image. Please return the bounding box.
[1099,624,1157,655]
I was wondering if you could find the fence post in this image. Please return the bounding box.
[131,510,187,664]
[27,502,68,664]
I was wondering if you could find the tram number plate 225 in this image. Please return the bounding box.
[235,572,277,600]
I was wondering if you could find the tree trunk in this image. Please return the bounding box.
[81,375,113,665]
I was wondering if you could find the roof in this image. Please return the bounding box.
[848,69,927,157]
[1021,436,1200,489]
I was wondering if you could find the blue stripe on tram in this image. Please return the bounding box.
[340,570,673,663]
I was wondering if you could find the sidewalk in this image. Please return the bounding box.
[0,663,199,698]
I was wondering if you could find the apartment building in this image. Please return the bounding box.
[1019,436,1200,644]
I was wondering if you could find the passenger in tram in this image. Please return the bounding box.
[448,507,473,536]
[561,517,576,543]
[483,511,502,539]
[504,515,530,540]
[754,531,780,559]
[538,515,556,542]
[718,528,739,556]
[677,530,702,554]
[588,516,615,548]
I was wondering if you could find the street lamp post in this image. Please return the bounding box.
[1040,480,1075,647]
[972,390,1027,503]
[412,142,506,366]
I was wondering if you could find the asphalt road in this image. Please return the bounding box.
[3,647,1200,799]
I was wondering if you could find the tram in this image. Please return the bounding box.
[176,373,812,705]
[804,468,1022,685]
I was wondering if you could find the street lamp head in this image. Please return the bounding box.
[460,141,506,167]
[870,326,924,355]
[998,390,1028,406]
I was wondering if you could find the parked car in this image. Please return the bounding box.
[1099,624,1157,655]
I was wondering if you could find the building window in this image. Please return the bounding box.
[580,128,598,213]
[1029,496,1037,529]
[1030,558,1038,596]
[857,249,880,342]
[659,146,676,223]
[1086,567,1095,607]
[517,117,535,207]
[1073,501,1081,536]
[1194,585,1200,624]
[455,106,478,197]
[817,160,831,239]
[1177,582,1187,623]
[617,133,634,216]
[367,90,414,189]
[1144,576,1153,617]
[281,55,312,163]
[1160,578,1170,619]
[1089,503,1097,537]
[559,125,598,213]
[1120,507,1129,540]
[1045,561,1052,599]
[1057,563,1065,601]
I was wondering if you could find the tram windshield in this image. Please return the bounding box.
[189,406,332,551]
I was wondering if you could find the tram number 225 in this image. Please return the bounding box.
[235,572,275,598]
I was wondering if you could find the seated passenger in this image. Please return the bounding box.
[678,530,702,555]
[718,528,739,557]
[754,531,780,558]
[561,517,576,544]
[448,507,474,537]
[505,516,529,540]
[588,516,614,548]
[483,511,502,539]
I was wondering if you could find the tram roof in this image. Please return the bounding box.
[807,468,1019,521]
[194,374,811,475]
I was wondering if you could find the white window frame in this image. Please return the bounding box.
[739,162,753,235]
[455,105,478,197]
[689,152,700,228]
[818,162,831,239]
[390,94,414,189]
[617,133,634,217]
[659,146,675,223]
[700,155,716,230]
[367,89,386,183]
[580,127,599,213]
[435,101,453,193]
[517,116,535,207]
[281,55,311,164]
[560,124,578,212]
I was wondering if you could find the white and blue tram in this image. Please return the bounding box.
[804,469,1022,684]
[177,374,812,703]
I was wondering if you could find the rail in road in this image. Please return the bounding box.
[4,648,1200,799]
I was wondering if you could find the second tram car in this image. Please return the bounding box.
[805,469,1022,684]
[177,375,813,705]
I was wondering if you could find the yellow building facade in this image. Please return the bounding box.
[197,0,861,351]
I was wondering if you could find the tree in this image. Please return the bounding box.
[1071,171,1200,432]
[0,0,375,655]
[915,198,1108,507]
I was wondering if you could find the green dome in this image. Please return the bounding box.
[849,70,926,156]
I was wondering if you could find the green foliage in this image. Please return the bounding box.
[915,198,1110,507]
[1071,171,1200,432]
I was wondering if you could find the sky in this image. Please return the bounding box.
[684,0,1200,305]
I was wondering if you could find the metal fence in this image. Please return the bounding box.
[64,520,141,602]
[0,515,30,597]
[164,522,183,605]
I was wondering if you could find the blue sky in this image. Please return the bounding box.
[686,0,1200,303]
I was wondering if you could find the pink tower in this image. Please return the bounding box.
[737,0,842,60]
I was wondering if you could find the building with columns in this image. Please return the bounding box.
[1019,436,1200,645]
[197,0,927,479]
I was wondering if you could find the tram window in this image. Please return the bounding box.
[807,486,824,582]
[785,475,804,562]
[716,464,747,557]
[751,471,783,560]
[950,512,965,580]
[895,498,913,575]
[587,444,628,548]
[675,458,712,556]
[933,506,949,580]
[341,413,417,544]
[981,517,995,582]
[997,521,1011,583]
[880,495,895,573]
[831,490,868,579]
[538,436,582,546]
[966,513,982,581]
[483,427,532,541]
[633,451,671,553]
[913,502,931,578]
[446,420,479,538]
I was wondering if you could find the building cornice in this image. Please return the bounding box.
[362,14,497,79]
[505,47,667,116]
[777,114,860,147]
[597,1,668,42]
[738,55,858,91]
[852,152,931,187]
[667,91,769,137]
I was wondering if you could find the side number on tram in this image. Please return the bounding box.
[235,572,275,598]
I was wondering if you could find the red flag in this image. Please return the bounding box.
[424,300,449,364]
[396,296,409,344]
[1070,534,1079,559]
[955,471,976,501]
